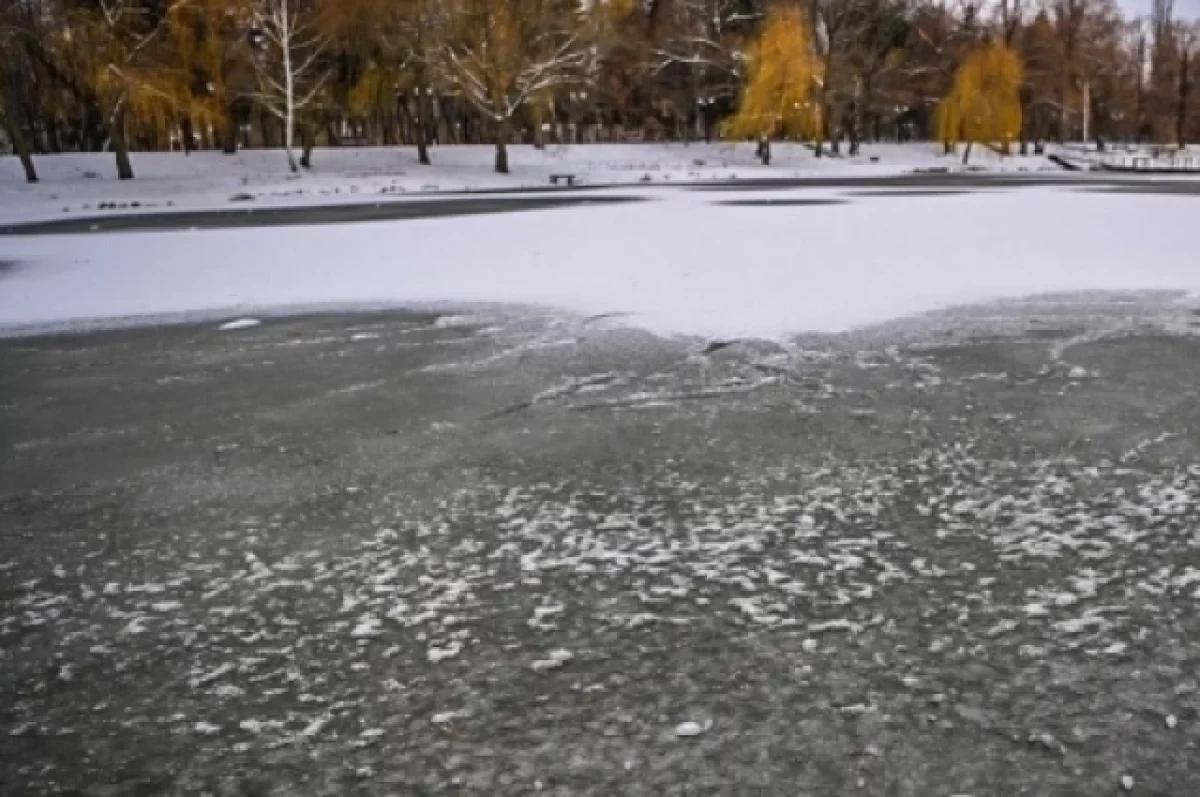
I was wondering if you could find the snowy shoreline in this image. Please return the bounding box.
[0,142,1058,225]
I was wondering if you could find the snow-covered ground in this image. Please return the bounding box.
[0,142,1055,223]
[1050,144,1200,173]
[1,184,1197,340]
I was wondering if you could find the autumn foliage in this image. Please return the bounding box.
[3,0,1200,183]
[724,9,822,146]
[936,40,1024,163]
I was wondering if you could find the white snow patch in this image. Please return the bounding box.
[351,616,383,639]
[122,618,149,635]
[431,709,469,725]
[674,720,711,738]
[808,619,862,634]
[530,648,574,671]
[297,714,332,738]
[217,317,261,331]
[239,718,284,734]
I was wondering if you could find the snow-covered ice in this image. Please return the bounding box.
[3,186,1198,340]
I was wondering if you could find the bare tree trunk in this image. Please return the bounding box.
[1058,76,1069,144]
[1177,44,1191,148]
[258,105,274,148]
[756,136,771,165]
[285,126,298,172]
[299,121,315,169]
[495,117,511,173]
[111,104,134,180]
[3,65,37,182]
[415,85,432,165]
[283,12,298,173]
[181,116,195,154]
[222,103,239,154]
[44,115,61,152]
[533,105,546,149]
[416,128,431,165]
[2,118,37,182]
[848,98,861,156]
[1018,86,1031,155]
[382,111,395,146]
[962,141,973,165]
[83,103,105,151]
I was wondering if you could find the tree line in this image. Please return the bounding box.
[1,0,1197,181]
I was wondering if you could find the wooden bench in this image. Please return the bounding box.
[549,174,578,186]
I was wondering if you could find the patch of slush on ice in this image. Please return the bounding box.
[433,314,483,328]
[530,648,574,671]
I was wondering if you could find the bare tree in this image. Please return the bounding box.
[36,0,192,178]
[250,0,330,172]
[436,0,593,173]
[394,0,442,165]
[0,0,40,181]
[998,0,1025,45]
[844,0,913,154]
[1175,23,1196,145]
[809,0,860,155]
[1127,18,1149,141]
[643,0,759,139]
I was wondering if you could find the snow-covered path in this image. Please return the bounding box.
[1,184,1198,339]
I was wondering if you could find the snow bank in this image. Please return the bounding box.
[0,142,1053,223]
[2,186,1196,340]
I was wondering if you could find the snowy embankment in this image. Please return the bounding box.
[0,142,1053,224]
[1,186,1197,340]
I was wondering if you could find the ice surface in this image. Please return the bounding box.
[3,187,1198,340]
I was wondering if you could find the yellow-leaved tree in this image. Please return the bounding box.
[936,40,1023,165]
[724,8,821,166]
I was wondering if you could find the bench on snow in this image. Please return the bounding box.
[549,173,578,186]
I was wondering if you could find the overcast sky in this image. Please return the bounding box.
[1117,0,1200,19]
